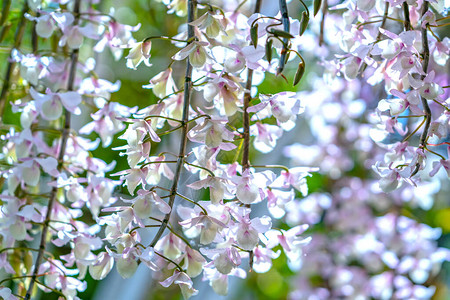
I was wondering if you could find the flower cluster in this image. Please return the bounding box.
[279,0,450,299]
[0,0,138,299]
[0,0,314,299]
[0,0,448,299]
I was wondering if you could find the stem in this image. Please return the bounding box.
[241,0,261,273]
[184,161,215,177]
[149,0,196,248]
[319,0,327,46]
[176,192,208,215]
[25,1,81,299]
[0,0,28,121]
[403,2,411,31]
[32,12,40,53]
[242,0,261,171]
[251,164,290,172]
[276,0,290,75]
[425,146,446,160]
[402,117,426,142]
[154,250,184,272]
[411,2,431,177]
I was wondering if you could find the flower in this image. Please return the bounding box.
[125,40,152,69]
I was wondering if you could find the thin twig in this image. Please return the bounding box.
[149,0,196,248]
[25,1,81,299]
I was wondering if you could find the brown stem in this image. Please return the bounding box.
[242,0,262,171]
[25,1,81,299]
[402,2,411,31]
[319,0,328,46]
[0,0,28,122]
[411,2,431,177]
[276,0,290,75]
[32,12,40,54]
[242,0,262,272]
[149,0,196,248]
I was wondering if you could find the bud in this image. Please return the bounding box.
[299,12,309,36]
[250,24,258,48]
[293,61,305,86]
[269,29,294,39]
[266,39,273,63]
[313,0,322,16]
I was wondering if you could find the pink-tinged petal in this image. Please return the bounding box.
[379,28,398,40]
[89,252,114,280]
[152,192,171,214]
[172,43,197,61]
[41,97,63,120]
[159,271,178,288]
[390,89,407,99]
[36,157,59,176]
[429,161,442,177]
[36,15,55,38]
[250,215,272,233]
[247,101,269,113]
[59,91,82,114]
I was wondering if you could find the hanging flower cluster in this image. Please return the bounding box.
[0,0,134,299]
[279,0,449,299]
[99,0,316,297]
[0,0,448,299]
[0,0,315,299]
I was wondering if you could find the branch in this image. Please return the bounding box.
[242,0,262,171]
[149,0,196,248]
[319,0,327,46]
[25,1,81,299]
[276,0,290,75]
[0,0,28,121]
[241,0,262,273]
[402,2,411,31]
[411,2,431,177]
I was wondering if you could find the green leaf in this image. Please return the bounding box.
[313,0,322,17]
[265,39,273,63]
[299,11,309,36]
[269,29,294,39]
[250,24,258,48]
[293,61,305,86]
